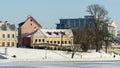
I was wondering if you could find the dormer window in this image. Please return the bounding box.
[62,32,65,35]
[60,31,65,35]
[47,32,52,35]
[54,32,59,35]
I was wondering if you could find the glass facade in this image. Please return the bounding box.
[56,16,94,29]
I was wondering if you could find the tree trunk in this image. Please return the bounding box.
[71,45,80,58]
[71,52,75,58]
[96,41,99,52]
[105,41,108,53]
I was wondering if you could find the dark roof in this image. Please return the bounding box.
[19,22,25,26]
[19,16,42,28]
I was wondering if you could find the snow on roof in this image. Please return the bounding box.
[26,29,73,38]
[40,29,73,38]
[108,21,117,27]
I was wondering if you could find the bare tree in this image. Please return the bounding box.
[71,23,95,58]
[86,4,109,52]
[71,4,110,58]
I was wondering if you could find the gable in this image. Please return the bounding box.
[32,30,46,38]
[19,16,42,28]
[20,16,42,35]
[22,17,41,28]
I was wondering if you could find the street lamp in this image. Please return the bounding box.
[5,47,7,55]
[60,32,64,47]
[45,42,48,59]
[45,47,47,59]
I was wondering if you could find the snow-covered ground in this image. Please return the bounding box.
[0,47,120,62]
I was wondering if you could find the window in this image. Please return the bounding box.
[54,41,56,44]
[47,41,49,43]
[12,42,14,46]
[42,39,45,42]
[47,32,52,35]
[2,34,5,38]
[31,19,32,22]
[2,42,5,47]
[62,41,64,44]
[7,42,10,47]
[58,41,60,44]
[39,39,41,42]
[69,41,71,44]
[65,41,67,44]
[30,19,32,26]
[12,34,14,38]
[54,32,59,35]
[35,39,37,42]
[50,41,52,44]
[7,34,10,38]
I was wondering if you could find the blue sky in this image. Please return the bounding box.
[0,0,120,29]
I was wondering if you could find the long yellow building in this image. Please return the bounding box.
[26,29,73,47]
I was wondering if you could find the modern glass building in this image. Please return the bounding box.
[56,16,94,29]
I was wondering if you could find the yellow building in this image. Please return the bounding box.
[27,29,73,47]
[0,22,17,47]
[18,16,73,48]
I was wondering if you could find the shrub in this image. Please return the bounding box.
[12,55,16,58]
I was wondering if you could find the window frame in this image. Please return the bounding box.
[7,34,10,38]
[2,34,5,38]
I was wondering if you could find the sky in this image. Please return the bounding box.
[0,0,120,29]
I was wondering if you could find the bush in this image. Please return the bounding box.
[67,47,73,52]
[58,47,60,50]
[54,47,57,50]
[62,47,67,51]
[12,55,16,58]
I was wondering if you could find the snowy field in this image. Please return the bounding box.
[0,47,120,62]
